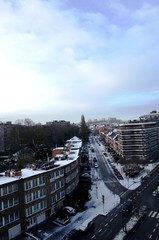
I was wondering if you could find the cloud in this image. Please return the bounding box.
[0,0,159,123]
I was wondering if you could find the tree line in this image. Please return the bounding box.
[5,115,90,157]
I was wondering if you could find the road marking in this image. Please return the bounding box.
[98,229,102,233]
[148,211,153,217]
[156,214,159,219]
[149,234,152,239]
[91,235,95,239]
[103,230,112,239]
[104,223,108,227]
[152,211,157,218]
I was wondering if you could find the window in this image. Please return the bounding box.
[50,183,56,192]
[13,184,18,192]
[60,179,64,187]
[4,215,9,225]
[3,187,7,195]
[33,178,38,187]
[39,176,45,185]
[50,172,54,180]
[25,181,32,190]
[4,200,8,209]
[39,188,45,198]
[9,198,13,207]
[51,195,56,204]
[55,171,59,178]
[0,217,3,227]
[56,192,60,200]
[10,212,14,222]
[14,196,19,205]
[61,190,65,198]
[56,181,60,189]
[8,185,12,193]
[15,211,19,220]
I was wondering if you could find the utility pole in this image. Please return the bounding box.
[102,195,105,213]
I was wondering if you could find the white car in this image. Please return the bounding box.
[94,163,98,168]
[63,206,76,215]
[152,191,157,196]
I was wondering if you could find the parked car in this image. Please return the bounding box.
[72,201,86,212]
[63,206,76,216]
[52,215,70,226]
[63,229,79,240]
[152,191,157,196]
[93,157,97,162]
[84,221,95,233]
[117,174,123,180]
[79,220,95,233]
[114,170,120,175]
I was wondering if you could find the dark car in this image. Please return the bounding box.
[79,220,95,233]
[139,205,149,215]
[122,201,133,215]
[63,229,79,240]
[85,221,95,233]
[72,200,87,212]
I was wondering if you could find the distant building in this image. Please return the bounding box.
[118,122,159,162]
[46,120,70,127]
[0,136,82,239]
[139,110,159,123]
[0,122,15,153]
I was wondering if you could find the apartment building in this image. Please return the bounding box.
[0,171,23,240]
[118,122,159,162]
[0,122,15,153]
[46,120,70,127]
[139,110,159,123]
[0,137,82,240]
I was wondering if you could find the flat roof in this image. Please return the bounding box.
[0,158,78,185]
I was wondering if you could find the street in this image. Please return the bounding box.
[20,136,159,240]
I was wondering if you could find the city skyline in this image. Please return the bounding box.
[0,0,159,124]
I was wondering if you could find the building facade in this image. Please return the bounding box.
[0,137,82,240]
[0,122,15,153]
[118,122,159,162]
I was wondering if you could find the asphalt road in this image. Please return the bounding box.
[93,138,127,199]
[124,174,159,240]
[80,138,159,240]
[19,138,159,240]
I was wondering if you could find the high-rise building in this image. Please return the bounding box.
[118,122,159,162]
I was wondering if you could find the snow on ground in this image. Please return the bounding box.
[48,161,158,240]
[47,168,120,240]
[46,140,159,240]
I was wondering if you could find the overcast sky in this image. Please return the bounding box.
[0,0,159,124]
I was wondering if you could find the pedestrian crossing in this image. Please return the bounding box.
[148,211,159,219]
